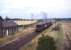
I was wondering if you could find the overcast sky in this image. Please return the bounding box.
[0,0,71,19]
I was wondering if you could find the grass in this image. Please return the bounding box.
[55,23,64,50]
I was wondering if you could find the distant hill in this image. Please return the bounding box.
[53,18,71,21]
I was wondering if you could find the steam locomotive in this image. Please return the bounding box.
[35,21,52,32]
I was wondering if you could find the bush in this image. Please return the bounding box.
[36,34,56,50]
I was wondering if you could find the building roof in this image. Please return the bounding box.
[0,16,20,28]
[2,21,17,28]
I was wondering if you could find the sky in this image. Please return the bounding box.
[0,0,71,19]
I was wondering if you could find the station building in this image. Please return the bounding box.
[0,16,21,37]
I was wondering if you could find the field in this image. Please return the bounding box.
[14,20,37,25]
[61,21,71,50]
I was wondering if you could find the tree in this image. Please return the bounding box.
[36,34,56,50]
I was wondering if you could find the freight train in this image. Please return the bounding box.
[35,22,52,32]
